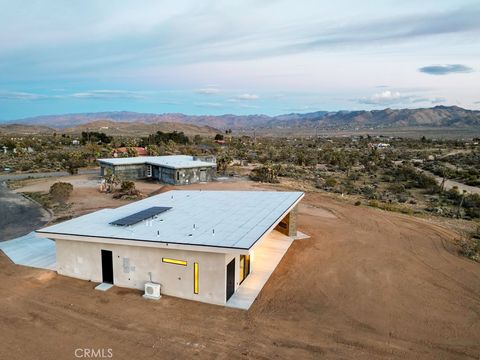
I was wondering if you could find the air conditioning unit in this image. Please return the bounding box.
[143,282,161,300]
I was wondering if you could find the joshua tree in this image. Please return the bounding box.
[103,169,120,193]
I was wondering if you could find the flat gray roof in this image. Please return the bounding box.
[37,190,303,251]
[97,155,216,169]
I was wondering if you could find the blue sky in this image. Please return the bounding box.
[0,0,479,121]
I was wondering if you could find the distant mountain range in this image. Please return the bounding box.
[2,106,480,135]
[0,121,219,137]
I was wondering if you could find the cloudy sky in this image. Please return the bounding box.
[0,0,479,120]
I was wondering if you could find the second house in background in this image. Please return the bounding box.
[97,155,217,185]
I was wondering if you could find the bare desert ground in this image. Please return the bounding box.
[10,174,164,217]
[0,180,479,359]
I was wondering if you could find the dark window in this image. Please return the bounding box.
[226,258,235,301]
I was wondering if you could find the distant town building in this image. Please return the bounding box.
[369,142,391,149]
[72,139,80,146]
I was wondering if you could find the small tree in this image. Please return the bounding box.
[324,177,337,188]
[65,152,84,174]
[120,180,136,192]
[126,147,138,157]
[217,154,233,173]
[103,169,120,193]
[113,180,142,200]
[215,134,224,141]
[146,145,160,156]
[250,165,279,183]
[49,182,73,204]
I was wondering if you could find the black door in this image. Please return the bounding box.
[226,258,235,301]
[101,250,114,284]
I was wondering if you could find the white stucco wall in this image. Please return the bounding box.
[55,239,228,305]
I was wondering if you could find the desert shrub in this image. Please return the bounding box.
[148,131,189,145]
[250,165,279,183]
[463,194,480,219]
[386,164,440,192]
[348,172,361,181]
[368,200,413,215]
[387,183,406,194]
[81,131,112,144]
[49,182,73,204]
[458,231,480,262]
[113,181,143,200]
[361,185,380,200]
[120,181,136,192]
[354,200,361,206]
[146,145,161,156]
[324,177,337,188]
[396,193,409,203]
[217,154,233,173]
[65,152,85,174]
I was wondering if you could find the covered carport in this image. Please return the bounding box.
[226,229,308,310]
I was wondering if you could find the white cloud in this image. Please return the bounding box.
[0,91,47,100]
[194,102,223,108]
[70,90,146,99]
[235,93,259,100]
[358,91,450,107]
[195,87,220,94]
[372,90,402,102]
[359,90,411,105]
[431,97,447,104]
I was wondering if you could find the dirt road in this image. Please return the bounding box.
[421,169,480,194]
[0,168,98,182]
[0,183,479,359]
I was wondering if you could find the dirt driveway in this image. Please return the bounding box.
[0,182,479,359]
[0,182,50,241]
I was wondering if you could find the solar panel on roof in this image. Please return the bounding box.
[110,206,172,226]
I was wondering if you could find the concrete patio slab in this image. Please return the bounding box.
[293,231,310,240]
[226,230,293,310]
[0,232,56,270]
[95,283,114,291]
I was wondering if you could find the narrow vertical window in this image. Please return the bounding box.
[240,255,251,284]
[194,262,199,294]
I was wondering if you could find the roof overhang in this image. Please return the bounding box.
[37,232,252,255]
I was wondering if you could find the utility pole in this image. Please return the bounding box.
[440,176,446,192]
[456,190,467,219]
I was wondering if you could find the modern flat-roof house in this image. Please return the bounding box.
[36,190,304,309]
[97,155,217,185]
